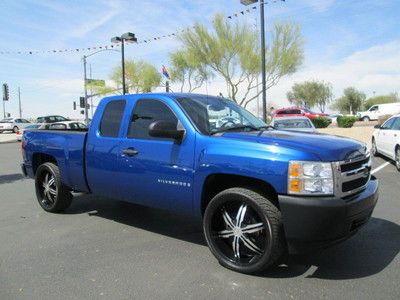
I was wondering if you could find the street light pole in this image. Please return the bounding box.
[240,0,267,121]
[18,87,22,118]
[121,39,126,94]
[111,32,137,95]
[259,0,267,122]
[83,55,89,124]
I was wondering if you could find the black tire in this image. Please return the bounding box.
[35,162,72,213]
[13,126,19,133]
[362,116,370,122]
[371,138,379,157]
[203,187,286,274]
[395,147,400,172]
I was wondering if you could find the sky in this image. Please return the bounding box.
[0,0,399,119]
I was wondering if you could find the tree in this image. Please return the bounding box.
[287,80,332,112]
[169,49,210,92]
[178,14,303,107]
[89,59,161,95]
[332,87,366,114]
[364,93,399,110]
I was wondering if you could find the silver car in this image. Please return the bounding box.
[271,116,316,132]
[0,118,31,133]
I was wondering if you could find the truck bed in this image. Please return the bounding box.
[23,129,90,193]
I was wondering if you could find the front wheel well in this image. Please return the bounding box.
[201,174,279,216]
[32,153,57,175]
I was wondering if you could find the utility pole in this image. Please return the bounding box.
[18,87,22,118]
[83,55,89,124]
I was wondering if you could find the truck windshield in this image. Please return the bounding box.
[175,95,267,135]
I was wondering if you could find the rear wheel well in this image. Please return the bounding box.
[201,174,279,216]
[32,153,57,175]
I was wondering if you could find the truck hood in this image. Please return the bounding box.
[221,130,367,161]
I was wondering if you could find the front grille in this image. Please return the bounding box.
[340,157,370,172]
[334,154,371,198]
[342,176,369,192]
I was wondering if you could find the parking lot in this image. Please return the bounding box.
[0,142,399,299]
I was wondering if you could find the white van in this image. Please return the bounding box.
[357,102,400,121]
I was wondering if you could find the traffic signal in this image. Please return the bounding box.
[79,97,85,108]
[2,83,9,101]
[73,101,76,110]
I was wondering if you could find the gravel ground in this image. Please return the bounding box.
[318,126,375,146]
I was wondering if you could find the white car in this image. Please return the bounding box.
[357,103,400,122]
[0,118,31,133]
[372,114,400,171]
[46,121,87,130]
[271,116,316,132]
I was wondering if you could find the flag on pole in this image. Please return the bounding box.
[161,65,170,79]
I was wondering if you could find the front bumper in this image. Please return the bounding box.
[278,176,378,253]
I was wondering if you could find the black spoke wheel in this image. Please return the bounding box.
[396,148,400,172]
[35,162,72,213]
[203,187,286,274]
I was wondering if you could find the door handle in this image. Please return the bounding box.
[122,148,139,156]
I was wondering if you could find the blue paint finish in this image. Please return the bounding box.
[22,93,366,218]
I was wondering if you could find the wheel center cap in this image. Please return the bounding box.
[233,227,242,237]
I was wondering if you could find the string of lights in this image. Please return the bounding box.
[0,1,285,56]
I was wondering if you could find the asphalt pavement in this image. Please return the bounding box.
[0,142,399,299]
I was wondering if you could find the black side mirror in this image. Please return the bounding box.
[149,120,185,143]
[374,125,381,129]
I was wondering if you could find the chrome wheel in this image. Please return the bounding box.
[38,172,57,209]
[210,201,268,264]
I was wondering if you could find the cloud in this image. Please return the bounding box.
[68,2,122,38]
[302,0,336,12]
[265,40,400,111]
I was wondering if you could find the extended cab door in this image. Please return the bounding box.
[116,98,195,214]
[86,99,127,199]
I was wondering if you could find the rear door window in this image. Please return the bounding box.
[99,100,126,137]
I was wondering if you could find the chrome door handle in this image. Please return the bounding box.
[122,148,139,156]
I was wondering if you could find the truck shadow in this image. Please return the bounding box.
[262,217,400,280]
[67,194,206,246]
[0,173,25,184]
[67,195,399,280]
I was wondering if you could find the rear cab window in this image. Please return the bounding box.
[99,100,126,137]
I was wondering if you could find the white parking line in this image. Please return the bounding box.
[371,162,391,175]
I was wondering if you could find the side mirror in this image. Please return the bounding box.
[374,125,381,129]
[149,120,185,143]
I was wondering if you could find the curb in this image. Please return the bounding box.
[0,139,18,144]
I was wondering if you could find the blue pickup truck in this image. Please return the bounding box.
[21,93,378,274]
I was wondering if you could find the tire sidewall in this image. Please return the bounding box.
[203,189,274,274]
[35,163,62,212]
[13,126,19,133]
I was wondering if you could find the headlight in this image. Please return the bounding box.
[288,161,334,195]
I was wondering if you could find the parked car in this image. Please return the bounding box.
[0,118,31,133]
[327,113,343,124]
[271,116,316,132]
[372,114,400,171]
[357,103,400,122]
[46,121,87,130]
[273,107,329,119]
[16,124,42,141]
[21,93,378,274]
[35,115,70,124]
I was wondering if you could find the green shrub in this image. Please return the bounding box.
[311,117,331,128]
[337,116,358,128]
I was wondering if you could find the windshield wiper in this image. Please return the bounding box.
[211,125,261,135]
